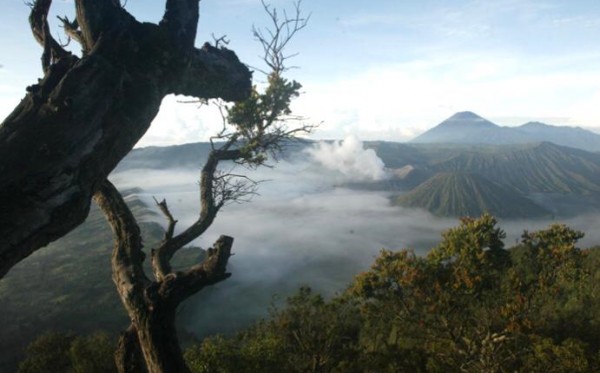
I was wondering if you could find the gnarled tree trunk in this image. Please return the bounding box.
[90,4,309,370]
[95,179,233,373]
[0,0,251,279]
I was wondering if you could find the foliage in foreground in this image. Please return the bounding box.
[18,332,117,373]
[20,215,600,372]
[186,215,600,373]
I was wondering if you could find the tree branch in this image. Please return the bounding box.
[252,0,310,74]
[93,180,150,307]
[213,170,260,207]
[28,0,71,72]
[151,0,314,281]
[159,235,234,304]
[160,0,200,52]
[153,197,178,241]
[75,0,126,50]
[151,148,242,281]
[171,44,253,102]
[57,15,89,53]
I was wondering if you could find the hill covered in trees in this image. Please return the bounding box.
[183,215,600,373]
[430,142,600,195]
[18,215,600,372]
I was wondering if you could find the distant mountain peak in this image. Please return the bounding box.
[520,121,547,128]
[437,111,498,128]
[410,113,600,151]
[450,111,485,119]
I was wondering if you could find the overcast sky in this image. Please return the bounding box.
[2,0,600,145]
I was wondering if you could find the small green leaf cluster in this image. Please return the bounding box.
[225,72,304,167]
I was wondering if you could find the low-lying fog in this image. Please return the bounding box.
[110,137,600,337]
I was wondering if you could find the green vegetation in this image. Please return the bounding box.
[431,142,600,195]
[396,172,549,218]
[182,215,600,372]
[7,195,600,372]
[18,332,117,373]
[368,141,600,218]
[0,191,204,371]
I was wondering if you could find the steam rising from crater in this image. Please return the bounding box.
[307,135,387,181]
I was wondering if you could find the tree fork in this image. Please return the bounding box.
[95,179,233,373]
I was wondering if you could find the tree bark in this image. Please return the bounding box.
[94,179,233,373]
[115,325,148,373]
[0,0,251,279]
[134,306,188,373]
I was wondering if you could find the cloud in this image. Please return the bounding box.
[294,52,600,142]
[110,154,455,335]
[137,95,226,147]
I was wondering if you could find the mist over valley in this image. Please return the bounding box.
[109,130,600,336]
[3,112,600,369]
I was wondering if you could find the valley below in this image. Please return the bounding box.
[3,113,600,370]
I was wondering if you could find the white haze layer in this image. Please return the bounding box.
[109,141,600,337]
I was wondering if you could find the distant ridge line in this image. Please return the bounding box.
[411,112,600,152]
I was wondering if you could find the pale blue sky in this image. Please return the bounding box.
[2,0,600,145]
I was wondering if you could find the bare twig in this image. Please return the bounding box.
[153,197,178,241]
[213,170,262,207]
[57,15,88,52]
[252,0,310,75]
[211,33,230,48]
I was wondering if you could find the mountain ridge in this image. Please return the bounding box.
[116,139,600,218]
[411,112,600,151]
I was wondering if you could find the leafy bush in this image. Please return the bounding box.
[19,332,117,373]
[186,215,600,372]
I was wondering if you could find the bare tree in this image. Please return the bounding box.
[0,0,252,279]
[94,2,312,372]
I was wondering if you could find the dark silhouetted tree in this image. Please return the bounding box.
[0,0,252,279]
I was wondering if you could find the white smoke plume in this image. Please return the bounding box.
[307,135,387,181]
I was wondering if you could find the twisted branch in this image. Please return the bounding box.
[57,15,88,52]
[151,148,243,281]
[28,0,71,72]
[93,180,150,308]
[153,197,178,241]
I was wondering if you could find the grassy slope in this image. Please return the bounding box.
[396,172,549,218]
[430,142,600,194]
[366,142,600,218]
